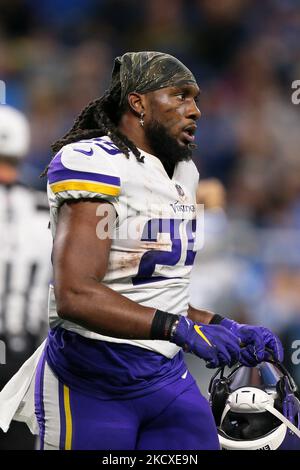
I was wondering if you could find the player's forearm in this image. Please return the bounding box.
[55,279,157,339]
[187,304,215,324]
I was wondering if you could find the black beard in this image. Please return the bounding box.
[144,119,193,178]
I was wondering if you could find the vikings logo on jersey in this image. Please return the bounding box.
[47,136,200,358]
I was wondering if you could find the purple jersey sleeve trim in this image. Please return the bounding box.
[48,151,120,187]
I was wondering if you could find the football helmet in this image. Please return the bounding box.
[208,358,300,450]
[0,105,30,159]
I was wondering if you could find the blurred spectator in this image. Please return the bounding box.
[190,178,231,312]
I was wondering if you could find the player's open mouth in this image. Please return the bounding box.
[181,125,197,145]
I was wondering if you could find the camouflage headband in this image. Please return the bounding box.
[109,51,197,105]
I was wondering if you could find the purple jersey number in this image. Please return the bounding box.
[132,218,196,285]
[93,138,122,155]
[185,219,197,266]
[73,137,122,156]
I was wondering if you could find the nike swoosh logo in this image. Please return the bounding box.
[181,370,188,379]
[73,147,94,156]
[194,325,213,347]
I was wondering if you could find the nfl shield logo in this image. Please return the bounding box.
[175,183,185,198]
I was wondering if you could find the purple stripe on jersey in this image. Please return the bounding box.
[34,350,46,450]
[48,151,120,187]
[58,380,66,450]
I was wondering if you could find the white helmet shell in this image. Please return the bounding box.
[226,387,275,413]
[219,386,300,450]
[219,423,287,450]
[0,105,30,158]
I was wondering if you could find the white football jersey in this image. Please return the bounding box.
[47,135,199,358]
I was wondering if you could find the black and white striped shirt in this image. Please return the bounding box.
[0,183,51,362]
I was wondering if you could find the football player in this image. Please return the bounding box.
[0,52,283,450]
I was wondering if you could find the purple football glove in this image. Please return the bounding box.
[171,316,241,368]
[220,318,284,366]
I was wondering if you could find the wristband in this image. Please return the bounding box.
[150,309,180,340]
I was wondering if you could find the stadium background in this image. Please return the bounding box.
[0,0,299,434]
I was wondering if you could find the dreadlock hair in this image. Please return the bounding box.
[41,82,144,176]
